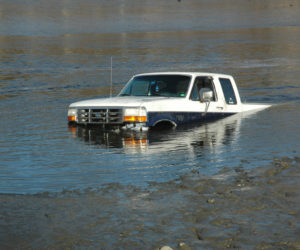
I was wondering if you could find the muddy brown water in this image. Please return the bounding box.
[0,0,300,248]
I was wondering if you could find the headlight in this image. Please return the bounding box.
[124,107,147,122]
[68,108,77,122]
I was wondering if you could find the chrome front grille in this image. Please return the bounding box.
[77,108,123,124]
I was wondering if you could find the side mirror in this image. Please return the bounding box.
[200,88,213,102]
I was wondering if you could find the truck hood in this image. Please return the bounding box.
[69,96,186,110]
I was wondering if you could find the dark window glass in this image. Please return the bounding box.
[190,77,216,101]
[120,75,191,97]
[219,78,237,104]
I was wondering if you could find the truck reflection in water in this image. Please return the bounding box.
[68,126,149,149]
[68,112,257,155]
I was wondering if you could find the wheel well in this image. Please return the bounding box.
[152,120,177,130]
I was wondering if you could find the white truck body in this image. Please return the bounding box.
[68,72,271,130]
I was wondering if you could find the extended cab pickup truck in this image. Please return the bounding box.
[68,72,270,130]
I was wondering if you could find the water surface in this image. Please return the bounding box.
[0,0,299,194]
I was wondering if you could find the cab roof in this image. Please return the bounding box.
[133,72,233,79]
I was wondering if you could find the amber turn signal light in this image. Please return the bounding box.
[68,116,76,121]
[123,116,147,122]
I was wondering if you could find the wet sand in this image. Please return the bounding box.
[1,157,299,249]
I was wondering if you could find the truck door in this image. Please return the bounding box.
[189,76,223,112]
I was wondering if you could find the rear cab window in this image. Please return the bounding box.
[219,78,237,104]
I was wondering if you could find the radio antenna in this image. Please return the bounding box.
[110,56,113,97]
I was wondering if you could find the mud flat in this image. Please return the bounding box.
[1,157,299,249]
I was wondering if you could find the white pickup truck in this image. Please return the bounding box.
[68,72,270,130]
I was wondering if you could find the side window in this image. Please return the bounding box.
[190,77,216,101]
[191,82,201,101]
[219,78,237,104]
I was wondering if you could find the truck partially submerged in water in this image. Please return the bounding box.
[68,72,271,130]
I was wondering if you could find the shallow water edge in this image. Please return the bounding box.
[1,157,299,249]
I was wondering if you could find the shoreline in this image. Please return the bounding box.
[1,157,299,249]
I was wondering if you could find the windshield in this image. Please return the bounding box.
[119,75,191,97]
